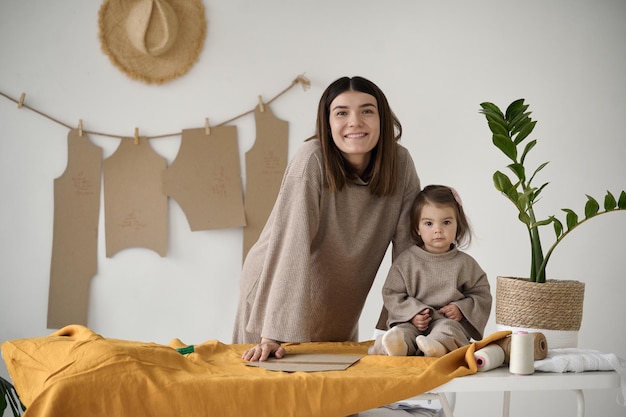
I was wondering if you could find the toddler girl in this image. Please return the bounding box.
[377,185,492,357]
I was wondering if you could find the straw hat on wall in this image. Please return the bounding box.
[99,0,207,84]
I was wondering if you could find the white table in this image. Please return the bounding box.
[413,367,620,417]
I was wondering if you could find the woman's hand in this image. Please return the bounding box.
[242,338,286,362]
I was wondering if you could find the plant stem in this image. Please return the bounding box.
[527,205,545,283]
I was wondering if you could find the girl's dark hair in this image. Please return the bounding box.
[410,185,472,248]
[310,76,401,196]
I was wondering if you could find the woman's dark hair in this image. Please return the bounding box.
[410,185,472,248]
[311,76,401,196]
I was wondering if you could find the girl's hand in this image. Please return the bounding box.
[242,338,285,362]
[439,304,462,321]
[410,309,432,331]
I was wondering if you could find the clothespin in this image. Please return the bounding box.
[78,119,83,137]
[295,73,311,91]
[134,127,139,144]
[258,95,265,112]
[17,93,26,109]
[205,117,211,135]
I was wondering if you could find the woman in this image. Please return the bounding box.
[233,76,420,361]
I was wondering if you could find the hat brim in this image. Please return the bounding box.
[99,0,207,84]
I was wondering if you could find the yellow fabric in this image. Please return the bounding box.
[1,325,509,417]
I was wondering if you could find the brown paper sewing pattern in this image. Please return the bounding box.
[242,104,288,260]
[162,126,246,231]
[47,129,103,328]
[104,137,168,257]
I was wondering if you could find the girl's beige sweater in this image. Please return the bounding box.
[383,245,492,341]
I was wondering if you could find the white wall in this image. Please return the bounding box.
[1,1,625,416]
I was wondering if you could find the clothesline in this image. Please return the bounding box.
[0,74,311,140]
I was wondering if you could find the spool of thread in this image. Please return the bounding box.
[509,331,535,375]
[494,332,548,363]
[532,332,548,360]
[474,344,505,372]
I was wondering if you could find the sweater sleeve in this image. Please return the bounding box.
[391,147,420,261]
[452,257,493,340]
[382,252,431,327]
[245,149,323,342]
[375,147,420,330]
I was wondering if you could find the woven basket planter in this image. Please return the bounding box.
[495,276,585,348]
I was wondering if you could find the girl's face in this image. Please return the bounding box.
[328,90,380,175]
[417,203,457,254]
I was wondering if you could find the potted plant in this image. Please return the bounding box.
[479,99,626,348]
[1,375,23,416]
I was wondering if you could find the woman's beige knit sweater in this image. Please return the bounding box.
[232,139,420,343]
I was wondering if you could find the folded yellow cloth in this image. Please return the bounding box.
[1,325,509,417]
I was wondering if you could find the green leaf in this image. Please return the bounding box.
[533,218,553,227]
[509,111,533,135]
[479,109,503,121]
[0,376,24,416]
[604,191,617,211]
[493,171,513,193]
[505,99,527,120]
[507,163,525,181]
[528,163,549,185]
[618,191,626,209]
[520,139,537,164]
[533,182,550,200]
[521,185,535,201]
[488,120,509,136]
[479,102,504,118]
[509,111,528,126]
[485,113,508,131]
[584,195,600,218]
[510,119,528,137]
[563,208,579,230]
[513,120,537,144]
[509,192,528,212]
[506,182,521,201]
[493,134,517,161]
[518,211,531,225]
[551,216,563,237]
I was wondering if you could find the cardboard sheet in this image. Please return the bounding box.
[242,104,288,260]
[246,353,362,372]
[47,129,102,328]
[104,137,168,257]
[162,126,246,230]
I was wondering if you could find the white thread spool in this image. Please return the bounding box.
[509,331,535,375]
[474,344,505,372]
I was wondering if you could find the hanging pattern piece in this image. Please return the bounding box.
[242,103,289,260]
[162,126,246,230]
[104,136,168,257]
[48,129,103,328]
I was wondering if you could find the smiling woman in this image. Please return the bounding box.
[232,76,421,363]
[315,76,404,196]
[328,90,381,175]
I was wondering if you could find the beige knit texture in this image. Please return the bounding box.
[233,139,420,343]
[382,245,492,341]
